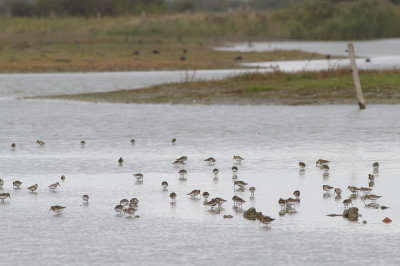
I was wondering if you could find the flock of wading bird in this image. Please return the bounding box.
[0,139,389,226]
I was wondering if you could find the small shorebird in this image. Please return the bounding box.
[343,199,352,208]
[13,181,22,189]
[334,188,342,196]
[0,193,10,202]
[114,205,124,215]
[11,143,16,150]
[214,197,227,208]
[27,184,38,192]
[205,198,217,209]
[293,190,300,198]
[249,187,256,196]
[259,215,275,227]
[322,165,329,172]
[82,195,89,203]
[347,186,360,194]
[233,196,246,208]
[48,182,60,191]
[364,194,382,202]
[161,181,168,190]
[299,162,306,169]
[204,157,216,166]
[234,180,248,190]
[118,157,123,165]
[173,156,187,165]
[0,178,4,186]
[120,199,129,206]
[124,207,136,217]
[178,169,187,179]
[212,168,219,177]
[37,140,46,146]
[373,162,379,169]
[322,185,333,192]
[171,138,176,144]
[49,205,66,214]
[187,189,200,198]
[133,173,144,182]
[61,175,65,181]
[278,198,287,210]
[169,192,177,202]
[233,155,244,163]
[368,174,375,181]
[80,140,85,147]
[130,198,139,206]
[360,187,372,194]
[130,139,135,144]
[316,159,329,166]
[232,166,238,176]
[176,156,187,162]
[202,192,210,200]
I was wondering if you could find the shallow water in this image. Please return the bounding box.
[1,97,400,265]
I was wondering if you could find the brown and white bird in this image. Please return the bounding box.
[334,188,342,196]
[118,157,123,165]
[233,155,244,163]
[13,181,22,189]
[234,180,248,189]
[368,174,375,181]
[299,162,306,169]
[278,198,287,209]
[60,175,65,181]
[130,139,135,144]
[373,162,379,169]
[343,199,352,208]
[114,205,124,215]
[49,205,66,214]
[205,198,217,209]
[37,140,46,146]
[360,187,372,194]
[171,138,176,144]
[169,192,177,202]
[212,168,219,177]
[161,181,168,190]
[0,193,11,201]
[11,143,16,150]
[202,191,210,200]
[293,190,300,198]
[124,207,136,217]
[259,215,275,227]
[322,165,329,172]
[249,187,256,196]
[233,196,246,208]
[347,186,360,194]
[0,178,4,186]
[48,182,60,191]
[214,197,227,207]
[316,159,329,166]
[178,169,187,179]
[27,184,38,192]
[364,194,382,202]
[130,198,139,206]
[232,166,238,176]
[204,157,216,166]
[187,189,200,198]
[133,173,143,182]
[82,194,89,203]
[120,199,129,206]
[80,140,85,147]
[323,185,333,192]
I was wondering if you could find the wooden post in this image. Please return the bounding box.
[347,43,366,109]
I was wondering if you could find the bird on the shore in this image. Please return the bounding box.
[169,192,177,202]
[205,198,217,209]
[80,140,85,147]
[27,184,38,192]
[178,169,187,179]
[360,187,372,194]
[48,182,60,191]
[322,165,329,172]
[49,205,66,214]
[82,195,89,203]
[293,190,300,198]
[278,198,287,210]
[347,186,360,194]
[13,181,22,189]
[130,198,139,206]
[120,199,129,206]
[364,194,382,202]
[118,157,123,165]
[61,175,65,181]
[114,205,124,215]
[322,185,333,192]
[233,196,246,208]
[212,168,219,177]
[232,166,238,176]
[214,197,227,208]
[343,199,352,208]
[130,139,135,144]
[233,156,244,163]
[334,188,342,196]
[133,173,144,182]
[373,162,379,169]
[368,174,375,181]
[316,159,329,166]
[0,179,4,186]
[187,189,200,198]
[11,143,16,150]
[124,207,136,217]
[202,191,210,200]
[161,181,168,190]
[171,138,176,144]
[37,140,46,146]
[249,187,256,196]
[204,157,216,166]
[0,193,11,202]
[299,162,306,169]
[234,180,248,190]
[258,215,275,227]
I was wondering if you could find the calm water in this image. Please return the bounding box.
[1,97,400,265]
[217,38,400,71]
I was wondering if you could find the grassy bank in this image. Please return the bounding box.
[34,69,400,105]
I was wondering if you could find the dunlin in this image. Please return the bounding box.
[0,178,4,186]
[48,182,60,191]
[82,194,89,203]
[0,193,10,202]
[322,165,329,172]
[133,173,144,182]
[114,205,124,215]
[178,169,187,179]
[37,140,46,146]
[214,197,227,208]
[347,186,360,194]
[360,187,372,194]
[298,162,306,169]
[373,162,379,169]
[259,215,275,227]
[293,190,300,198]
[233,155,244,163]
[161,181,168,190]
[364,194,382,202]
[80,140,85,146]
[187,189,200,198]
[130,198,139,206]
[343,199,352,208]
[316,159,329,166]
[61,175,65,181]
[171,138,176,144]
[130,139,135,144]
[368,174,375,181]
[11,143,16,150]
[213,168,219,177]
[249,187,256,196]
[202,191,210,200]
[169,192,177,202]
[205,198,217,209]
[124,207,136,217]
[27,184,38,192]
[232,166,238,176]
[49,205,66,214]
[13,181,22,189]
[334,188,342,196]
[204,157,216,166]
[233,196,246,208]
[278,198,287,209]
[234,180,248,190]
[118,157,123,165]
[323,185,333,192]
[120,199,129,206]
